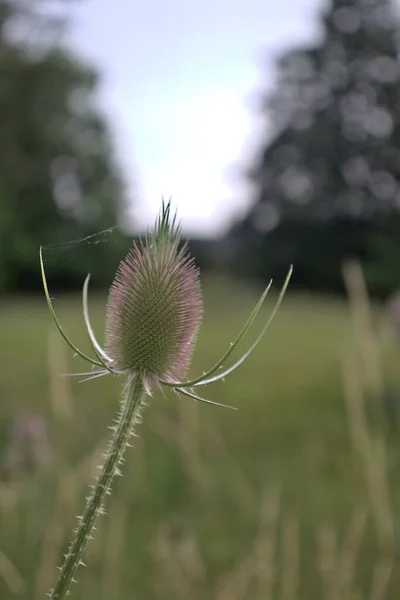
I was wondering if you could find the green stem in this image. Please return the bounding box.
[49,376,145,600]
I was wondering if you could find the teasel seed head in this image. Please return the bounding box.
[104,201,203,385]
[40,198,292,410]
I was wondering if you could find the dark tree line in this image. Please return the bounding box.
[229,0,400,297]
[0,0,129,293]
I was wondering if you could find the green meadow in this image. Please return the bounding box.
[1,271,400,599]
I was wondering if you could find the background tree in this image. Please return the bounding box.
[0,0,129,292]
[230,0,400,296]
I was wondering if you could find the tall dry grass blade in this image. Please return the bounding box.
[342,353,394,548]
[316,522,338,598]
[342,352,372,460]
[369,556,393,600]
[0,484,21,554]
[280,514,300,600]
[0,549,25,596]
[342,260,382,398]
[367,436,394,547]
[217,555,257,600]
[329,508,367,600]
[217,485,280,600]
[150,522,198,600]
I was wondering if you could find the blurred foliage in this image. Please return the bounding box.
[1,276,400,598]
[0,0,129,293]
[231,0,400,297]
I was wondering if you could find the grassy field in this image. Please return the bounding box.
[0,269,400,599]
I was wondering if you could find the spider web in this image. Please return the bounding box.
[41,225,131,295]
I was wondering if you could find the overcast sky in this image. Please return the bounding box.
[68,0,323,236]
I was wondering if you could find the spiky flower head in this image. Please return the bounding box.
[104,200,203,385]
[40,198,292,408]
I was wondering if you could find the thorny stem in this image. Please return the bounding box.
[49,376,145,600]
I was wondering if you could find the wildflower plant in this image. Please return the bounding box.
[40,200,292,600]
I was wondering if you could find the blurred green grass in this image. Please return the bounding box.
[1,275,400,599]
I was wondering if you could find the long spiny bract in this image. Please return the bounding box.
[39,246,103,369]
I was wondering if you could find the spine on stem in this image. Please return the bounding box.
[49,376,145,600]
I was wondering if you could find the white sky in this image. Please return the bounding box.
[68,0,323,236]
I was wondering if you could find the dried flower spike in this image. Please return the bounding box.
[40,200,292,600]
